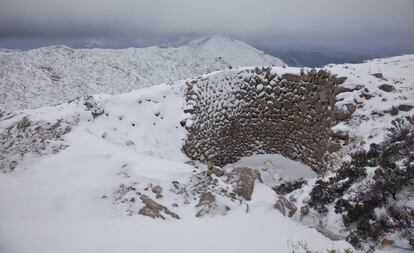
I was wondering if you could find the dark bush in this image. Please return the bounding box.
[273,178,306,195]
[308,116,414,249]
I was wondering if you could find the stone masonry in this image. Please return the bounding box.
[182,67,350,171]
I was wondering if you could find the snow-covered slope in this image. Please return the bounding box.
[0,35,285,111]
[325,54,414,161]
[0,82,352,253]
[1,54,413,253]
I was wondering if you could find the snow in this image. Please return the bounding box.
[0,81,352,253]
[225,154,316,188]
[1,54,413,253]
[0,35,285,111]
[326,54,414,157]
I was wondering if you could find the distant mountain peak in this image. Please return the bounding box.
[185,35,245,48]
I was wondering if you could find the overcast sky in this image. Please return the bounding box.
[1,0,413,55]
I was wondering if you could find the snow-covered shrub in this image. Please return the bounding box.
[308,116,414,249]
[84,96,105,119]
[273,178,306,195]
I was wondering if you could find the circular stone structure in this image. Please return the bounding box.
[182,67,351,171]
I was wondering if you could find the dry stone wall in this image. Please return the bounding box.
[182,67,350,171]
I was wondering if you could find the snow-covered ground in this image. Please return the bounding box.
[0,82,355,253]
[0,54,413,253]
[325,54,414,165]
[0,35,285,111]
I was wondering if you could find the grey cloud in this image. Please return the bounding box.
[0,0,413,53]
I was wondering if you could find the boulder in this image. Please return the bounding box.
[398,104,413,112]
[227,167,258,200]
[274,195,297,217]
[379,84,395,92]
[138,195,179,219]
[195,191,230,217]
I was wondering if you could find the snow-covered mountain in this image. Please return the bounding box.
[0,35,285,111]
[1,54,413,253]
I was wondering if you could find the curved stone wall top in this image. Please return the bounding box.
[182,66,349,171]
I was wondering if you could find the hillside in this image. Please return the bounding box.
[0,35,285,111]
[1,54,413,252]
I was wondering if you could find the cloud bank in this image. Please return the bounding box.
[1,0,413,53]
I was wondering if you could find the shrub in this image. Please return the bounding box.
[308,116,414,249]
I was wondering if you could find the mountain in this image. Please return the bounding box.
[260,47,373,67]
[1,54,413,252]
[280,51,351,67]
[0,35,285,112]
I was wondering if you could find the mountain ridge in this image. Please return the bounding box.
[0,36,285,112]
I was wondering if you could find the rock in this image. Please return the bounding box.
[206,163,224,177]
[184,160,196,166]
[227,167,258,200]
[300,205,309,216]
[151,185,163,194]
[138,195,179,219]
[255,67,263,74]
[380,238,395,248]
[409,239,414,248]
[125,140,135,146]
[329,129,349,140]
[195,192,230,217]
[282,73,301,82]
[249,78,257,86]
[335,86,354,94]
[273,178,306,195]
[384,106,399,116]
[272,86,281,95]
[372,73,384,79]
[398,104,413,112]
[274,199,286,216]
[360,92,373,100]
[335,76,347,85]
[334,103,356,120]
[16,116,31,131]
[183,108,194,114]
[274,195,297,217]
[327,142,342,153]
[379,84,395,92]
